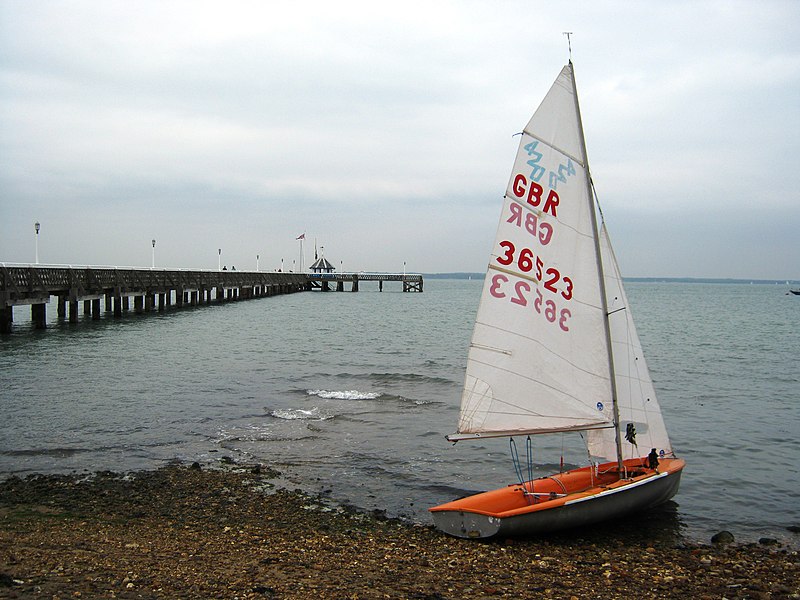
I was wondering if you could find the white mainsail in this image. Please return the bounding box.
[453,64,616,440]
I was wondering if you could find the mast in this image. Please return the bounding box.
[568,61,625,472]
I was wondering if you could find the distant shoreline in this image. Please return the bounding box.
[623,277,800,285]
[425,273,800,285]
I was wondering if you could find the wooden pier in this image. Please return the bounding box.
[0,265,423,333]
[0,265,308,333]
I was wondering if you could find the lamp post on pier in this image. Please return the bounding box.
[34,221,40,264]
[218,249,221,271]
[257,254,260,271]
[151,239,156,268]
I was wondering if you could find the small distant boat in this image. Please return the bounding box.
[429,61,685,539]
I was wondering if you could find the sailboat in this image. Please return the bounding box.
[429,62,685,538]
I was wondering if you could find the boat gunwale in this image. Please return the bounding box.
[430,457,685,519]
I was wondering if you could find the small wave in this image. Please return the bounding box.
[301,389,435,407]
[271,407,334,421]
[306,389,382,401]
[378,393,435,407]
[338,372,457,386]
[214,421,323,443]
[217,433,319,445]
[0,447,91,457]
[405,397,434,406]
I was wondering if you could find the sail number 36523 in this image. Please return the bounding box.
[491,240,573,332]
[496,240,573,300]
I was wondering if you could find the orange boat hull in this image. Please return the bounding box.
[430,457,685,538]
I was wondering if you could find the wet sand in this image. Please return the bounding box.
[1,465,797,599]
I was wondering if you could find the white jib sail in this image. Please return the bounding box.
[587,224,673,461]
[454,64,615,439]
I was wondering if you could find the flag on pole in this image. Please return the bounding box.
[296,233,305,240]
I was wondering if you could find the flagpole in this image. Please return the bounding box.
[296,233,306,272]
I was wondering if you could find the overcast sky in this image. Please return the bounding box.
[1,1,798,278]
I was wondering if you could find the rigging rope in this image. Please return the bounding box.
[526,436,534,485]
[510,437,525,486]
[510,437,535,503]
[580,431,596,486]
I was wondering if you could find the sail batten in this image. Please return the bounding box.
[519,131,586,168]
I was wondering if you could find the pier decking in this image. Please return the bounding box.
[0,265,423,333]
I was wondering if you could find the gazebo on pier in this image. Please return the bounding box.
[309,246,336,290]
[309,256,335,274]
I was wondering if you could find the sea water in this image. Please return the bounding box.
[1,279,798,545]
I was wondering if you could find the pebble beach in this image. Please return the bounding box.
[1,464,798,599]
